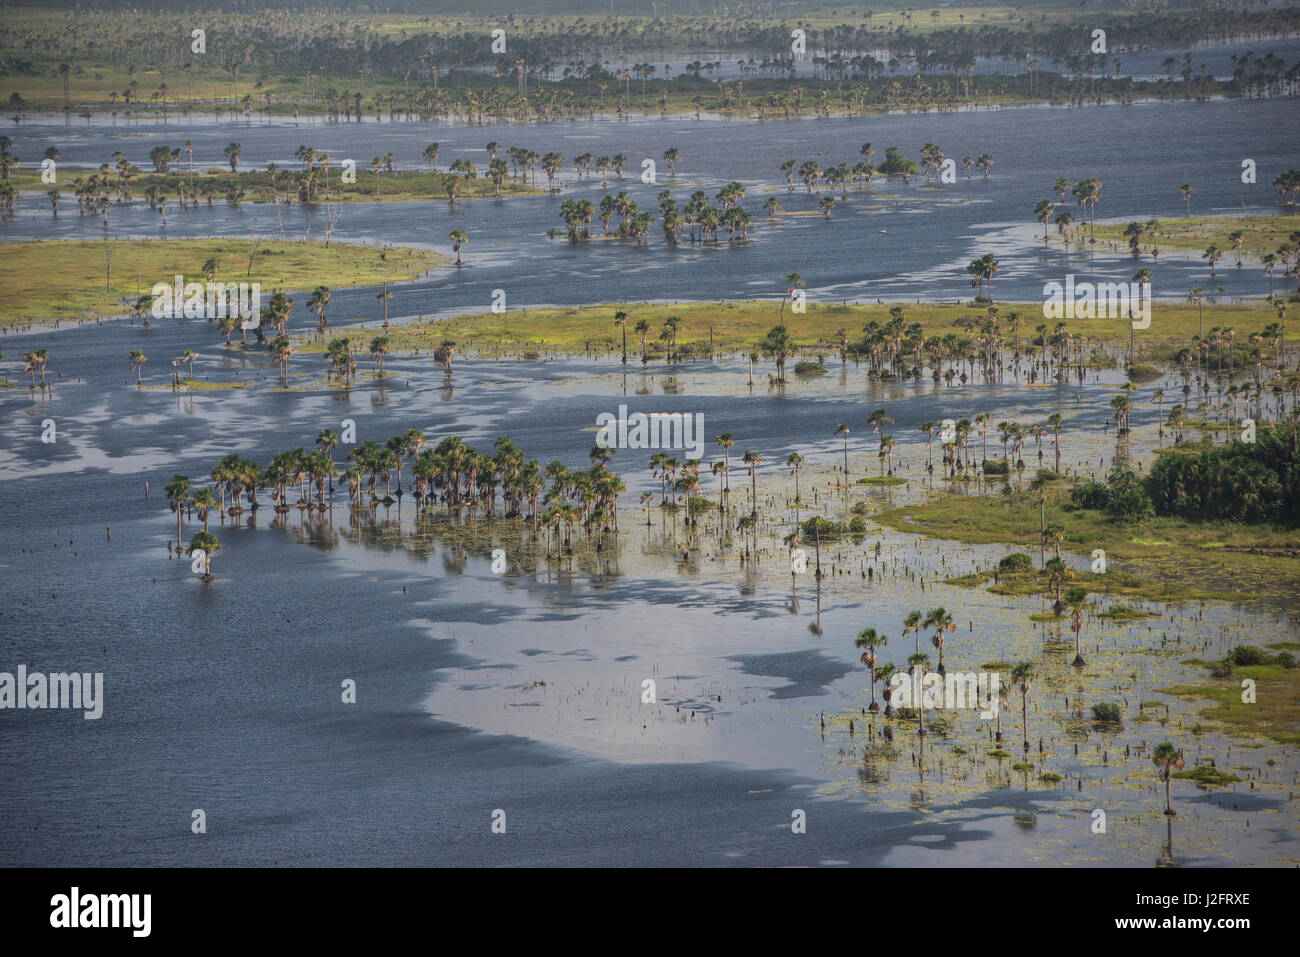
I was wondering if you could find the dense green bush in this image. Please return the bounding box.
[998,552,1033,573]
[1145,425,1298,525]
[1069,466,1151,520]
[1091,702,1123,723]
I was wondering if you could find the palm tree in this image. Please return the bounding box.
[1067,585,1088,666]
[1011,661,1035,754]
[317,429,339,493]
[1029,471,1053,564]
[369,335,391,377]
[191,488,216,530]
[449,229,467,266]
[786,452,804,503]
[855,628,888,712]
[614,310,629,364]
[165,474,191,545]
[834,423,851,477]
[222,142,242,172]
[742,450,762,516]
[308,286,332,334]
[902,610,923,654]
[1034,199,1054,241]
[779,272,804,320]
[923,607,955,675]
[187,530,219,579]
[760,325,793,382]
[1178,183,1194,217]
[270,337,293,384]
[423,143,439,171]
[1203,245,1222,278]
[635,319,650,363]
[128,349,147,386]
[1152,742,1185,816]
[908,652,931,736]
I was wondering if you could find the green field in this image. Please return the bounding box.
[0,239,446,327]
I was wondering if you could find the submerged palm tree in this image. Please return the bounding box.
[1153,742,1185,816]
[908,652,931,737]
[187,529,219,579]
[785,452,804,503]
[855,628,888,712]
[715,433,734,492]
[1011,661,1035,754]
[1067,585,1088,666]
[742,450,762,516]
[165,474,191,545]
[128,349,147,386]
[923,606,955,674]
[449,228,467,266]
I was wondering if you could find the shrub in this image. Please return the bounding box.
[1070,467,1151,519]
[1091,702,1123,723]
[1230,645,1268,666]
[1126,363,1161,383]
[998,552,1033,573]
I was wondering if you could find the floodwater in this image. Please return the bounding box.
[1,93,1298,866]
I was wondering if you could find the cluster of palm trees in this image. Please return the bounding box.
[170,429,636,557]
[779,144,993,198]
[19,348,50,390]
[1031,176,1103,247]
[851,610,1041,746]
[829,304,1085,388]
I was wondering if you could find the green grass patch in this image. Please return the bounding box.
[0,239,447,328]
[1172,766,1243,787]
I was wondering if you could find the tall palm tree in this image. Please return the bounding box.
[715,433,734,492]
[1067,585,1087,666]
[855,628,888,712]
[923,607,955,674]
[635,319,650,362]
[835,423,851,477]
[902,610,923,654]
[908,652,931,737]
[1030,471,1051,566]
[308,286,332,333]
[742,450,762,516]
[317,429,339,493]
[449,229,467,266]
[191,488,215,530]
[786,452,804,504]
[614,310,629,364]
[222,142,242,172]
[165,474,191,545]
[369,336,390,377]
[187,530,219,579]
[1011,661,1035,754]
[1152,742,1185,816]
[128,349,147,386]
